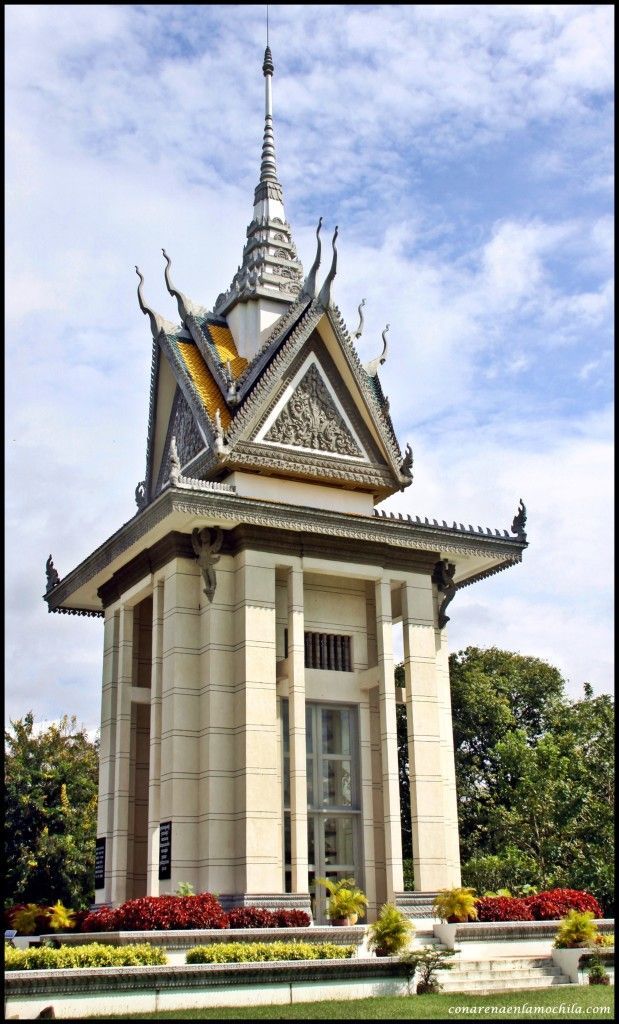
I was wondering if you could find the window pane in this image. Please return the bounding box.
[306,705,313,752]
[283,755,290,808]
[322,759,352,805]
[282,701,289,753]
[308,817,315,866]
[323,816,354,866]
[284,813,291,864]
[307,757,315,807]
[321,709,351,755]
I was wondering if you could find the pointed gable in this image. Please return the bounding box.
[259,358,366,459]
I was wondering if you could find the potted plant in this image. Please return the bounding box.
[554,910,600,949]
[367,903,415,957]
[552,911,603,983]
[433,887,478,923]
[315,877,368,925]
[584,954,611,986]
[400,946,457,994]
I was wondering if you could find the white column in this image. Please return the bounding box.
[402,576,448,891]
[159,558,201,892]
[287,564,308,893]
[359,696,377,916]
[96,608,119,904]
[234,550,280,895]
[435,619,462,885]
[374,578,404,899]
[146,580,164,896]
[110,604,133,905]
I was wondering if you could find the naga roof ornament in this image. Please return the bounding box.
[317,226,339,309]
[299,217,323,301]
[135,266,177,340]
[364,323,389,377]
[162,249,206,324]
[354,299,366,341]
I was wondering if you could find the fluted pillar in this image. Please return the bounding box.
[146,580,164,895]
[402,576,449,890]
[110,604,133,905]
[375,578,404,898]
[287,564,308,892]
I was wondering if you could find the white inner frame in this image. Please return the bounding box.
[255,352,369,462]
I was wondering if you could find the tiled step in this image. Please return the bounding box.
[433,957,572,993]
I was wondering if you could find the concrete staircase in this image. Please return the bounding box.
[435,956,572,994]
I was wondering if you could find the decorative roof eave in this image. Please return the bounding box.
[143,330,163,504]
[158,331,221,447]
[324,304,405,478]
[44,484,526,615]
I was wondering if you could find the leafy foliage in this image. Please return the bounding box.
[399,946,457,994]
[186,941,354,963]
[585,954,611,985]
[475,888,601,923]
[5,942,167,970]
[82,893,228,931]
[475,896,534,922]
[314,877,368,921]
[4,713,99,910]
[554,910,600,949]
[433,887,478,923]
[449,651,614,914]
[227,907,311,929]
[367,903,415,955]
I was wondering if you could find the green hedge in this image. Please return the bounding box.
[5,942,167,971]
[186,941,355,964]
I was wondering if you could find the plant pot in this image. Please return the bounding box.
[331,915,356,926]
[374,947,390,957]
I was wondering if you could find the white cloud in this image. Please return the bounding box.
[5,4,614,729]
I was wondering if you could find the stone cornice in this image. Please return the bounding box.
[45,485,525,614]
[5,956,406,998]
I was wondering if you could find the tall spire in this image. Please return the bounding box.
[213,42,304,340]
[255,45,281,199]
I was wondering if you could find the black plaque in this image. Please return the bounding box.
[159,821,172,880]
[94,838,106,890]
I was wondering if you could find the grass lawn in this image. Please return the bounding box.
[87,986,614,1019]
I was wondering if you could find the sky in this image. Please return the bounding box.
[5,4,614,734]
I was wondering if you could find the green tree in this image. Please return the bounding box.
[4,712,99,910]
[396,648,614,915]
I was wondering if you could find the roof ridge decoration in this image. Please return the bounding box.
[317,226,339,310]
[134,266,178,339]
[364,324,389,377]
[353,299,366,341]
[510,498,528,544]
[299,217,323,301]
[162,249,207,324]
[45,555,60,594]
[213,46,304,318]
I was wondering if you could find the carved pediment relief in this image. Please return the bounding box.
[155,388,206,493]
[261,361,364,458]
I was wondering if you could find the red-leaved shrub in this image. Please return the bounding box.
[222,907,311,929]
[473,888,603,923]
[81,906,119,932]
[82,893,228,932]
[526,889,602,921]
[275,909,311,927]
[476,897,534,922]
[228,907,277,929]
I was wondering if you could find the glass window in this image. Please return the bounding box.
[322,759,352,806]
